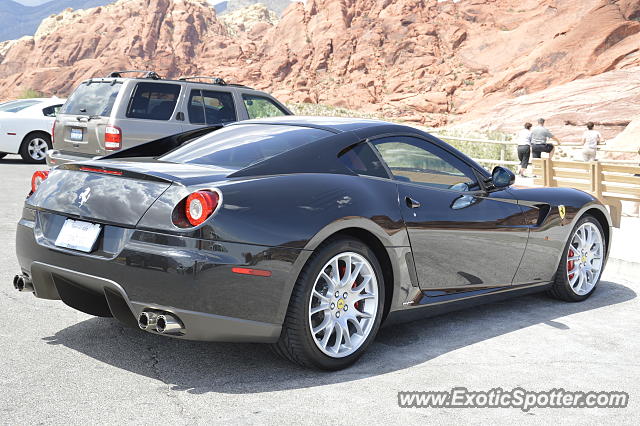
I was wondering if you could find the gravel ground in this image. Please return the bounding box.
[1,156,638,425]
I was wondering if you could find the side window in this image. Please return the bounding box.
[202,90,236,125]
[188,90,236,125]
[42,104,62,117]
[126,82,181,120]
[242,94,288,119]
[188,90,205,124]
[372,137,477,191]
[338,143,389,179]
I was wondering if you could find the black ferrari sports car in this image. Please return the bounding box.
[15,117,612,370]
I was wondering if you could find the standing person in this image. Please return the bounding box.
[581,122,603,162]
[516,122,532,177]
[531,118,561,159]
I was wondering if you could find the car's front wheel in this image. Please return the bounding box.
[19,132,51,164]
[274,237,385,370]
[549,215,605,302]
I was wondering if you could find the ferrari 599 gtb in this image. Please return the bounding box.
[15,117,611,370]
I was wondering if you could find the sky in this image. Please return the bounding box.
[13,0,301,5]
[13,0,53,5]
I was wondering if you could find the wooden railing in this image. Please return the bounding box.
[428,132,639,168]
[533,158,640,227]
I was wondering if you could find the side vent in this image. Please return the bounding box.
[535,204,552,226]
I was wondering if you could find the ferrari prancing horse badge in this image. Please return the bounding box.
[559,205,566,220]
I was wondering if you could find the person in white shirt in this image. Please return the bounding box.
[516,122,532,177]
[581,122,603,162]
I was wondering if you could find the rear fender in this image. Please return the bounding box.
[290,216,414,317]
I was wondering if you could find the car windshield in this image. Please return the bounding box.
[160,124,332,169]
[0,99,41,113]
[60,81,122,116]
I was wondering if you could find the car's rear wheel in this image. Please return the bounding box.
[0,153,6,160]
[549,215,605,302]
[19,132,51,164]
[273,237,385,370]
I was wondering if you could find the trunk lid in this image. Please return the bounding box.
[28,160,233,227]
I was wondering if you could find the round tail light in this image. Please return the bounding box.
[185,190,219,226]
[31,170,49,194]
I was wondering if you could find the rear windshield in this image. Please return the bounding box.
[0,99,41,113]
[60,81,122,116]
[160,124,331,169]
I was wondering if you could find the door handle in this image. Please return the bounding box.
[406,196,421,209]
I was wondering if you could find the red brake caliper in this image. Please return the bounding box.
[567,248,575,280]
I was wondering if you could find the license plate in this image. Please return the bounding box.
[55,219,101,253]
[70,128,83,141]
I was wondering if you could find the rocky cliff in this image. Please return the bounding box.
[219,3,279,36]
[218,0,293,15]
[0,0,638,138]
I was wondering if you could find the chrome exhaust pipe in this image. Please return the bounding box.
[13,274,34,292]
[138,311,158,331]
[155,313,184,335]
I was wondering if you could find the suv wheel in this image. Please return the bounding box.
[20,132,51,164]
[273,237,385,370]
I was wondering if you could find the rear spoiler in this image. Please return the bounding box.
[100,126,222,160]
[59,163,174,184]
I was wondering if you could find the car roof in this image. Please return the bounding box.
[82,77,255,91]
[230,116,396,133]
[0,97,65,115]
[226,116,491,179]
[18,97,65,105]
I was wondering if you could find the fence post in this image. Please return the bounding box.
[500,145,506,164]
[593,161,602,199]
[543,158,553,187]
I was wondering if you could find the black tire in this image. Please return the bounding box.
[19,132,51,164]
[0,153,6,160]
[273,237,385,370]
[548,214,605,302]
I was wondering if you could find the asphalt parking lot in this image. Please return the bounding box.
[1,156,638,424]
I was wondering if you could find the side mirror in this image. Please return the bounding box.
[491,166,515,189]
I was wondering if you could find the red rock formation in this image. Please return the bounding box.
[454,67,640,140]
[0,0,638,134]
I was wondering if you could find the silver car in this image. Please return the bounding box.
[47,71,292,166]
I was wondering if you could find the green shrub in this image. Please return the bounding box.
[18,88,45,99]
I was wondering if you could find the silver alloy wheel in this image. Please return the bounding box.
[566,222,604,296]
[27,137,49,161]
[308,252,379,358]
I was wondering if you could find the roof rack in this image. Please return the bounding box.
[107,70,161,80]
[179,76,227,85]
[177,76,253,89]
